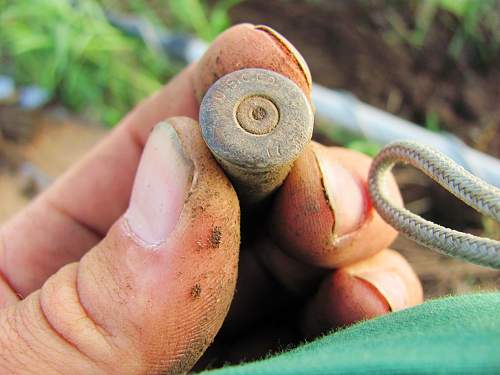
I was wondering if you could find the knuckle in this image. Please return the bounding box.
[0,294,72,374]
[0,308,31,373]
[39,263,118,373]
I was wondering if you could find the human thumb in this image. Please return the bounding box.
[0,118,240,374]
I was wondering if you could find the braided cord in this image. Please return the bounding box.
[368,141,500,269]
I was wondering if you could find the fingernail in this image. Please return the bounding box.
[125,122,193,245]
[344,249,424,312]
[254,25,312,91]
[314,147,367,238]
[350,270,407,312]
[194,24,312,101]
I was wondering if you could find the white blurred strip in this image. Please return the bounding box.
[313,85,500,187]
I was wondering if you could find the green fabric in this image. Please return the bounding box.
[203,293,500,374]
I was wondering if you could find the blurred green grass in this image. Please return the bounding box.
[386,0,500,65]
[0,0,239,126]
[1,0,498,151]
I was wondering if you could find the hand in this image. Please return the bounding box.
[0,24,422,374]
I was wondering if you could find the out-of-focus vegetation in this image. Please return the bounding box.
[323,126,382,157]
[424,111,441,133]
[0,0,240,125]
[386,0,500,65]
[0,0,172,125]
[166,0,242,41]
[0,0,498,138]
[101,0,241,42]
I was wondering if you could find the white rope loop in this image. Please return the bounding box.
[368,141,500,269]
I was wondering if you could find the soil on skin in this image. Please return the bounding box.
[0,1,498,301]
[1,110,497,301]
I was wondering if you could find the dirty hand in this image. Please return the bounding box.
[0,25,423,374]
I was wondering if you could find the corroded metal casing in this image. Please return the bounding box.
[199,68,314,206]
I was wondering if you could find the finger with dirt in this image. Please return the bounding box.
[0,118,241,374]
[0,23,312,297]
[301,249,423,338]
[270,143,403,268]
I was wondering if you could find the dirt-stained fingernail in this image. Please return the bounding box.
[194,23,312,101]
[314,144,368,239]
[301,269,390,338]
[125,121,194,245]
[254,25,312,91]
[343,249,423,311]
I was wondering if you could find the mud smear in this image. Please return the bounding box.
[210,226,222,249]
[191,283,202,299]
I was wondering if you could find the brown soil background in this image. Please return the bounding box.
[0,0,498,298]
[231,0,500,158]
